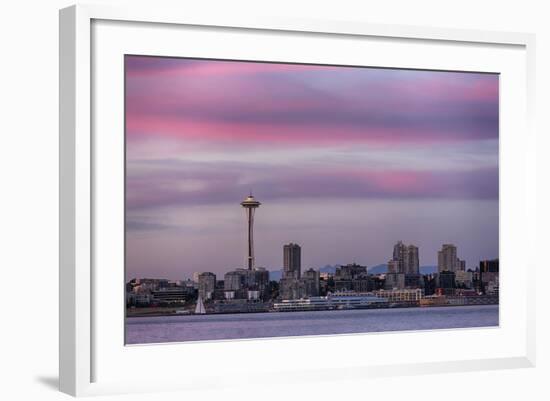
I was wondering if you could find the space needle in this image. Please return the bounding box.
[241,193,261,270]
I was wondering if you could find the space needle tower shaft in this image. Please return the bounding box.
[240,194,261,270]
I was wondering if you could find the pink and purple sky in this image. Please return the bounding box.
[125,55,499,280]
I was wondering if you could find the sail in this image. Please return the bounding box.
[195,296,206,314]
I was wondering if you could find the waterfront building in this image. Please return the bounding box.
[406,245,419,274]
[479,259,499,294]
[385,272,405,290]
[335,263,367,280]
[279,277,307,299]
[486,276,499,295]
[404,273,422,289]
[480,259,499,273]
[273,293,389,312]
[393,241,407,271]
[224,270,245,291]
[370,275,385,291]
[455,270,473,288]
[241,194,261,270]
[387,259,399,274]
[334,263,372,293]
[438,244,459,272]
[198,272,216,300]
[280,243,306,299]
[182,278,198,290]
[319,272,331,280]
[211,299,270,314]
[373,288,423,302]
[283,243,301,279]
[151,288,190,304]
[390,241,419,275]
[436,270,456,290]
[302,268,320,297]
[423,274,436,296]
[223,268,270,299]
[126,293,152,306]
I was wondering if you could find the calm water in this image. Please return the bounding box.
[125,305,499,344]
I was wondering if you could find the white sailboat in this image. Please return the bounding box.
[195,296,206,314]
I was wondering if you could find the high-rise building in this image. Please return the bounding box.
[438,244,458,272]
[387,259,399,274]
[391,241,419,274]
[393,241,407,272]
[283,243,301,279]
[405,245,419,275]
[302,268,320,297]
[240,194,261,270]
[198,272,216,300]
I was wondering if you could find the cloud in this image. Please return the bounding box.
[125,159,498,210]
[125,56,499,150]
[126,220,176,231]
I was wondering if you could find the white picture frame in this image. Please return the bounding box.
[59,4,536,397]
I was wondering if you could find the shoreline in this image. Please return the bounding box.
[126,301,499,318]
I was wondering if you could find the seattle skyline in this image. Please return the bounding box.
[125,56,499,280]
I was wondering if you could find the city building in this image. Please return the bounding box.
[455,270,473,288]
[223,268,270,299]
[479,259,499,295]
[373,288,423,302]
[273,293,389,312]
[393,241,407,270]
[405,244,420,274]
[423,274,437,296]
[334,263,372,293]
[335,263,367,280]
[283,243,301,279]
[151,288,190,304]
[279,277,307,300]
[387,241,419,289]
[224,270,245,291]
[387,259,399,274]
[319,272,332,280]
[404,273,422,288]
[480,259,499,273]
[302,268,320,297]
[198,272,216,300]
[280,243,307,299]
[385,272,405,290]
[438,244,460,272]
[436,270,456,291]
[391,241,419,274]
[126,293,152,306]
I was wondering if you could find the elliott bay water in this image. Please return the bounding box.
[125,304,499,344]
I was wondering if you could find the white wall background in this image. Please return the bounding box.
[0,0,548,400]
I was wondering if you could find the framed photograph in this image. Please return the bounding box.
[59,4,536,397]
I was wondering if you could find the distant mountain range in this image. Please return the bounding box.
[268,264,437,280]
